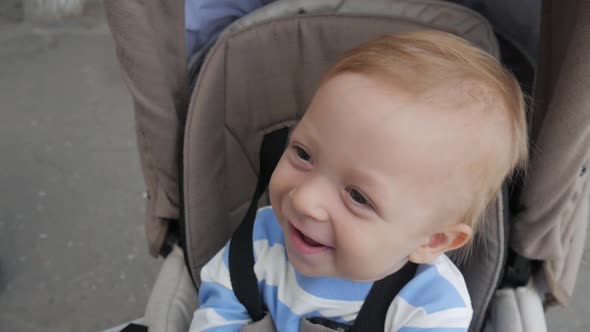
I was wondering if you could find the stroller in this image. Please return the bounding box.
[103,0,590,331]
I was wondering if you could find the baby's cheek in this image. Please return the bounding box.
[269,163,287,203]
[335,244,374,275]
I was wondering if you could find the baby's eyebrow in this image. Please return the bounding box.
[285,121,302,142]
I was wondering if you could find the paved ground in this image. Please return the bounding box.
[0,3,588,332]
[0,3,161,331]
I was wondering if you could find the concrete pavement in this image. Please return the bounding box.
[0,5,161,331]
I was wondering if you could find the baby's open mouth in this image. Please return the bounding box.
[294,227,325,247]
[288,222,332,252]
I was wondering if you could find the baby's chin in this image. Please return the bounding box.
[285,248,334,278]
[334,262,411,282]
[288,254,380,281]
[286,246,406,281]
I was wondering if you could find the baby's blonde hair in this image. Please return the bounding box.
[324,30,528,261]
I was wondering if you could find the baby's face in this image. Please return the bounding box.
[269,73,492,281]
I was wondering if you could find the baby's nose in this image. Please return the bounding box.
[290,179,330,223]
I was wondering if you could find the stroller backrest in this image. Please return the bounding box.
[182,1,505,330]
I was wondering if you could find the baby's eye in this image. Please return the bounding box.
[347,188,369,205]
[294,146,311,162]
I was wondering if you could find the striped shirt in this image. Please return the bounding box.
[189,207,472,331]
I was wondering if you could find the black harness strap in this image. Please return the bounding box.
[229,128,289,322]
[119,323,148,332]
[350,262,417,331]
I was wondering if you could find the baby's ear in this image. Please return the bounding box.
[408,223,472,264]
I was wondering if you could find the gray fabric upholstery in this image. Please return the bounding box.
[144,246,198,332]
[457,195,505,331]
[240,314,277,332]
[224,0,499,55]
[300,319,347,332]
[448,0,541,64]
[482,281,547,332]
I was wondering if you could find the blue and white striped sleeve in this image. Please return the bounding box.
[189,242,252,332]
[385,256,473,331]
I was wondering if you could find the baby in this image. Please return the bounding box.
[189,31,528,331]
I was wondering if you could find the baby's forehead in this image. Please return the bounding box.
[304,72,510,162]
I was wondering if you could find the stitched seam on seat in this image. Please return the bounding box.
[165,254,186,331]
[475,196,505,331]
